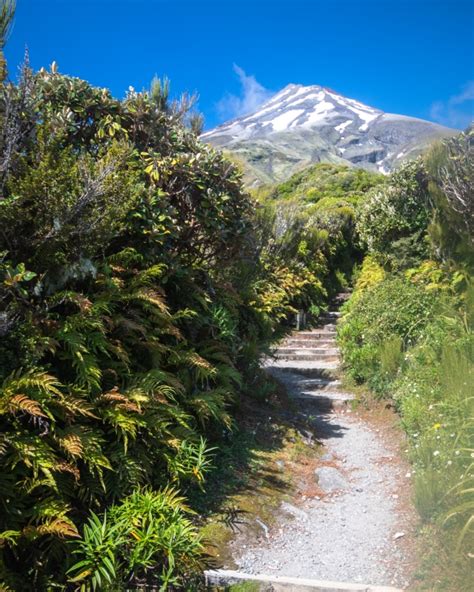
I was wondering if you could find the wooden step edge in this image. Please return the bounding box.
[204,569,403,592]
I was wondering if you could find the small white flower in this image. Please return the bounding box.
[433,450,440,457]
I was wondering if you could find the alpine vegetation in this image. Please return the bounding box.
[0,53,363,592]
[0,1,472,590]
[338,127,473,590]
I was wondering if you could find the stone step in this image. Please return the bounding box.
[296,377,342,391]
[277,347,339,356]
[294,391,354,410]
[284,339,336,348]
[294,330,336,340]
[265,364,339,379]
[275,353,340,362]
[319,312,342,320]
[315,323,337,330]
[205,570,402,592]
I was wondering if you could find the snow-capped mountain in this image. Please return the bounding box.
[201,84,457,185]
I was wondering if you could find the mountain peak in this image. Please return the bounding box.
[202,83,456,185]
[203,83,383,140]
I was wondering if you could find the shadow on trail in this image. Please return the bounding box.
[304,408,349,440]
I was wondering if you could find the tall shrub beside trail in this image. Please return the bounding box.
[355,159,431,270]
[0,65,263,589]
[424,125,474,270]
[339,129,474,590]
[0,63,357,588]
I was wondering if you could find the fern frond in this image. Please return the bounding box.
[58,433,83,458]
[60,393,97,419]
[32,518,79,539]
[129,287,170,315]
[8,394,47,417]
[130,263,168,287]
[54,461,81,481]
[138,369,184,394]
[183,351,217,382]
[100,388,142,414]
[188,388,233,426]
[14,371,63,396]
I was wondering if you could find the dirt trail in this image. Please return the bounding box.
[228,298,418,589]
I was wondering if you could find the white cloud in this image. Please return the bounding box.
[216,64,273,121]
[430,81,474,129]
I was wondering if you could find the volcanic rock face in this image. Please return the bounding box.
[201,84,457,185]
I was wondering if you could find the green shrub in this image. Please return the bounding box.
[340,267,473,589]
[0,59,359,588]
[356,159,431,269]
[68,487,204,590]
[338,274,438,393]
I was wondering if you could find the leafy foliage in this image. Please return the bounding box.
[68,488,204,590]
[0,60,263,589]
[339,129,474,589]
[0,48,363,588]
[1,6,470,588]
[253,163,384,320]
[425,126,474,270]
[356,159,431,269]
[260,162,384,203]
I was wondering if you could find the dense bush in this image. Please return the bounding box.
[425,126,474,270]
[262,162,384,203]
[254,163,384,313]
[356,159,431,269]
[340,269,473,589]
[0,64,260,589]
[0,56,367,588]
[339,128,473,589]
[338,269,439,391]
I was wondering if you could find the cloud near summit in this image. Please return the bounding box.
[430,81,474,129]
[216,64,273,121]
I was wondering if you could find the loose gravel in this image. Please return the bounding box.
[228,314,417,589]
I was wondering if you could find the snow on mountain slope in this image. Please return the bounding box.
[201,84,457,186]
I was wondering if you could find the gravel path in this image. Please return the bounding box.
[229,307,417,589]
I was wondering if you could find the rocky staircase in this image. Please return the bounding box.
[275,312,340,363]
[263,298,353,409]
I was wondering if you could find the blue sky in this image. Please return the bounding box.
[5,0,474,129]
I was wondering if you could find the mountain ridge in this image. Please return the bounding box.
[201,84,457,186]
